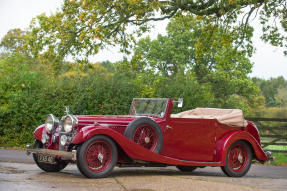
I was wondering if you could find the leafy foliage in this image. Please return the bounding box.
[0,54,140,145]
[0,53,217,146]
[28,0,287,62]
[0,29,30,55]
[0,1,286,147]
[252,76,287,107]
[130,15,260,111]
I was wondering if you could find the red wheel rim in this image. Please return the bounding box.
[133,125,158,151]
[228,143,248,172]
[85,141,112,172]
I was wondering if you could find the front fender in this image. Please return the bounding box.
[217,130,268,163]
[34,124,45,141]
[71,125,164,162]
[71,125,116,144]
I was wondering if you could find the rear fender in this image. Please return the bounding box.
[34,124,45,141]
[217,131,268,164]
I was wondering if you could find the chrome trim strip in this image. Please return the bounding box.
[76,115,131,117]
[76,120,129,123]
[100,124,127,127]
[77,123,127,127]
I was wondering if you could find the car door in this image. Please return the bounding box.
[161,118,216,161]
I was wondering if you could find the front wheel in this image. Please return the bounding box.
[221,141,252,177]
[76,135,118,178]
[33,140,68,172]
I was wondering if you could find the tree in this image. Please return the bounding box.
[252,76,287,107]
[129,14,260,110]
[29,0,287,62]
[275,87,287,107]
[132,14,254,77]
[0,29,29,55]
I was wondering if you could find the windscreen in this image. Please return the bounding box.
[129,98,169,118]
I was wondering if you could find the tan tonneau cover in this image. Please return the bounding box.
[171,108,247,127]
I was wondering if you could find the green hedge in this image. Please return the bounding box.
[0,55,141,146]
[0,54,254,146]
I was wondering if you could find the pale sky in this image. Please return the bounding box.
[0,0,286,79]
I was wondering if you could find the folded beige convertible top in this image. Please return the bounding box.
[171,108,248,127]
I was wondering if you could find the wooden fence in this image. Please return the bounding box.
[246,117,287,153]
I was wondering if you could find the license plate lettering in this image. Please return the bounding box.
[38,154,56,164]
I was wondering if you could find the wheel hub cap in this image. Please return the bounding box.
[133,125,158,151]
[238,153,243,163]
[98,153,104,163]
[145,137,150,143]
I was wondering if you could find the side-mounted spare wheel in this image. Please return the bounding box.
[33,140,68,172]
[124,117,163,153]
[221,140,252,177]
[76,135,118,178]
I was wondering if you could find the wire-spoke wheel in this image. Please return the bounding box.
[77,135,117,178]
[221,141,252,177]
[133,125,158,151]
[124,117,163,153]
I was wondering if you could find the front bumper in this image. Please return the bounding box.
[26,145,77,161]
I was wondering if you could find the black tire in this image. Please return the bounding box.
[124,117,163,153]
[76,135,118,178]
[221,141,252,177]
[32,140,68,172]
[176,166,197,172]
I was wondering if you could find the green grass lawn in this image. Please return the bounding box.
[264,145,287,150]
[267,153,287,165]
[263,145,287,165]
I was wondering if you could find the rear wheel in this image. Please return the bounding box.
[76,135,118,178]
[221,141,252,177]
[33,140,68,172]
[176,166,197,172]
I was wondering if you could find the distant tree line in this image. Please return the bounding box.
[252,77,287,108]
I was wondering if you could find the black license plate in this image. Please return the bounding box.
[38,154,56,164]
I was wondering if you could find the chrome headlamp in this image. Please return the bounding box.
[45,114,59,134]
[63,115,78,133]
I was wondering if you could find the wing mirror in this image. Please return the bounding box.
[173,98,183,108]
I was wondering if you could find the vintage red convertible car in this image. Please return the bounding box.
[26,98,273,178]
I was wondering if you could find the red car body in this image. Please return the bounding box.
[27,98,270,178]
